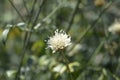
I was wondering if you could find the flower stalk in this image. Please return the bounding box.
[61,51,74,80]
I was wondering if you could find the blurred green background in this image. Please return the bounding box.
[0,0,120,80]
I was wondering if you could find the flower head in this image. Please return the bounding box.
[94,0,105,7]
[108,22,120,33]
[47,29,71,53]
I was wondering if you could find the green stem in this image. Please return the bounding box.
[27,0,37,25]
[42,5,61,22]
[61,52,74,80]
[8,0,25,22]
[68,1,114,52]
[87,40,105,65]
[14,0,46,80]
[66,0,82,33]
[22,0,30,16]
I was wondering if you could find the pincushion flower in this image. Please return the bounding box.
[47,29,71,53]
[108,22,120,33]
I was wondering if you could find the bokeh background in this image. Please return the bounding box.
[0,0,120,80]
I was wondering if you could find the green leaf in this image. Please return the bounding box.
[52,64,66,74]
[16,22,25,27]
[6,70,16,78]
[1,24,12,45]
[16,22,30,31]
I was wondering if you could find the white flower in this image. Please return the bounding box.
[47,29,71,53]
[108,22,120,33]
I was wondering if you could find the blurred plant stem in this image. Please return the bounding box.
[88,39,105,65]
[14,0,46,80]
[8,0,25,22]
[76,40,105,79]
[34,3,62,30]
[23,0,37,48]
[77,1,113,42]
[22,0,30,17]
[42,4,61,22]
[66,0,82,33]
[69,1,114,52]
[27,0,37,25]
[61,51,74,80]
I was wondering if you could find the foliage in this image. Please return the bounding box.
[0,0,120,80]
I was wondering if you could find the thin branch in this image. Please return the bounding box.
[76,40,105,79]
[23,0,37,48]
[32,0,46,27]
[87,40,105,65]
[78,1,113,43]
[14,43,27,80]
[27,0,37,24]
[42,5,61,22]
[34,3,62,30]
[22,0,30,15]
[61,52,74,80]
[14,0,46,80]
[8,0,25,22]
[68,1,114,51]
[24,0,46,49]
[66,0,82,33]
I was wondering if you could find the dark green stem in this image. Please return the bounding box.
[69,1,114,51]
[27,0,37,25]
[22,0,30,15]
[8,0,25,22]
[14,0,46,80]
[66,0,82,33]
[61,52,74,80]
